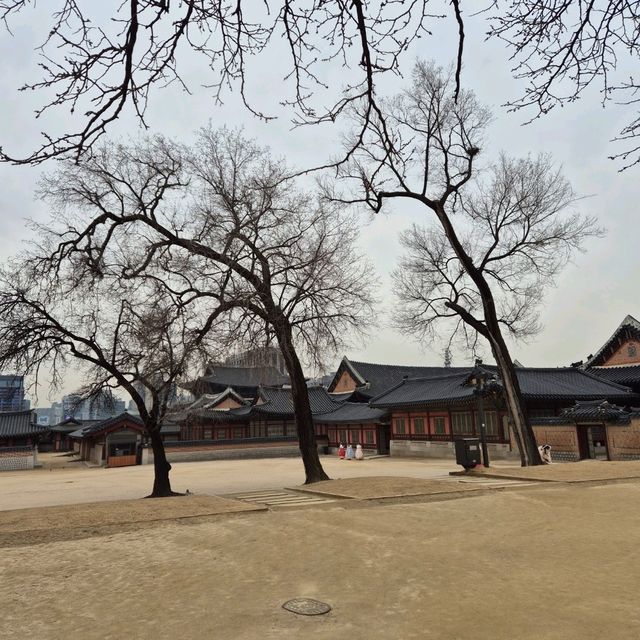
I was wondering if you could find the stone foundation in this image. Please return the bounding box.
[145,441,305,464]
[390,440,518,460]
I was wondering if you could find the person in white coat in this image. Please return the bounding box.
[355,444,364,460]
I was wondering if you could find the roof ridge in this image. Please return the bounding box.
[350,359,469,370]
[589,363,640,369]
[401,370,474,382]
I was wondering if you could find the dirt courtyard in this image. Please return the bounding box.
[2,480,640,640]
[0,454,469,511]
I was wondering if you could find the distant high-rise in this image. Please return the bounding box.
[0,375,28,412]
[61,390,126,421]
[127,381,183,415]
[224,346,287,376]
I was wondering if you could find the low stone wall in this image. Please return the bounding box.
[146,441,303,464]
[390,439,517,460]
[166,446,300,463]
[0,446,36,471]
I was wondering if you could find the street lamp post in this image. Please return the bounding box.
[471,360,490,468]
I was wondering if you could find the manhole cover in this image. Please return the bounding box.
[282,598,331,616]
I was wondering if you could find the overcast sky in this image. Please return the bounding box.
[0,5,638,406]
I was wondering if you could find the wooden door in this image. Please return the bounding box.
[377,425,390,454]
[576,426,592,460]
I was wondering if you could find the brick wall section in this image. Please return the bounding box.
[606,418,640,460]
[333,370,358,392]
[532,425,579,458]
[601,339,640,366]
[212,398,242,410]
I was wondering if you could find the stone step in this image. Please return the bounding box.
[227,490,337,508]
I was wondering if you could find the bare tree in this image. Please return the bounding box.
[4,2,634,172]
[0,1,449,165]
[331,61,602,465]
[37,127,375,483]
[0,260,221,496]
[488,1,640,169]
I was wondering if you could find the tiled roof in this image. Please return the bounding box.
[50,418,102,434]
[330,357,471,398]
[314,403,388,424]
[370,367,638,408]
[370,372,475,407]
[252,386,343,417]
[69,412,145,439]
[588,365,640,389]
[561,400,634,423]
[191,366,289,395]
[0,410,47,438]
[174,388,248,421]
[516,367,634,400]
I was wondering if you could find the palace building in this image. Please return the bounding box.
[30,314,640,467]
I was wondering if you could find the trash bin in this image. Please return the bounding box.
[455,438,481,470]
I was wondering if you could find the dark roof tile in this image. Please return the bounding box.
[332,357,471,398]
[0,410,47,438]
[370,367,639,408]
[531,400,639,425]
[253,386,342,417]
[588,365,640,389]
[69,412,144,439]
[185,366,290,398]
[314,403,388,424]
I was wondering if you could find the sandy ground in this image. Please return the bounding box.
[0,454,479,511]
[295,476,484,499]
[2,481,640,640]
[0,495,264,547]
[0,476,491,546]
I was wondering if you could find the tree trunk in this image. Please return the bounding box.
[146,428,181,497]
[433,203,542,466]
[276,321,330,484]
[484,319,543,467]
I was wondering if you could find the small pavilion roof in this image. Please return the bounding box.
[68,412,145,439]
[251,386,343,417]
[531,400,640,425]
[50,418,103,434]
